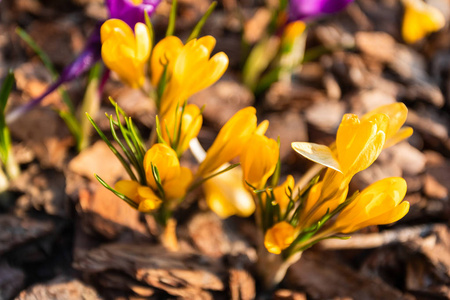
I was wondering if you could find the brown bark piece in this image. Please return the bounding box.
[265,111,308,160]
[0,262,25,300]
[15,276,100,300]
[189,78,254,128]
[229,267,255,300]
[74,243,226,299]
[0,215,54,255]
[68,140,125,183]
[286,251,410,300]
[11,164,68,217]
[77,182,149,241]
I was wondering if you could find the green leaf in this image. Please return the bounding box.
[156,63,169,109]
[186,1,217,42]
[166,0,177,37]
[270,137,281,187]
[16,27,57,75]
[59,110,82,144]
[95,174,138,209]
[155,115,168,145]
[151,163,165,199]
[0,70,14,114]
[144,10,155,51]
[86,112,138,181]
[16,27,75,114]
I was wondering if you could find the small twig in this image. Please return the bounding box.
[318,224,441,250]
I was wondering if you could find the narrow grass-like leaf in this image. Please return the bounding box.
[186,1,217,42]
[0,70,15,163]
[151,163,165,199]
[0,70,14,114]
[144,10,154,52]
[86,112,137,181]
[95,174,138,209]
[270,137,281,187]
[59,110,82,145]
[16,27,56,74]
[16,27,75,114]
[156,64,169,109]
[155,116,168,145]
[166,0,177,37]
[108,114,140,170]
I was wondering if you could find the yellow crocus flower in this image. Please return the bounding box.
[362,103,413,149]
[292,113,388,177]
[402,0,445,44]
[143,143,181,190]
[101,19,151,88]
[332,177,410,233]
[241,134,279,190]
[114,180,162,212]
[264,221,296,254]
[196,107,257,178]
[163,167,193,200]
[150,36,183,87]
[142,143,193,201]
[151,36,229,116]
[161,104,203,156]
[203,166,255,219]
[335,113,388,176]
[281,21,306,48]
[272,175,295,215]
[298,179,348,229]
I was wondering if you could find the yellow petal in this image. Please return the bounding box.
[134,22,151,63]
[255,120,269,135]
[138,198,162,213]
[203,166,255,218]
[143,143,180,189]
[264,221,296,254]
[292,142,342,173]
[334,177,409,233]
[150,36,184,87]
[383,127,413,149]
[101,19,134,44]
[402,0,445,44]
[197,35,216,54]
[273,175,295,214]
[197,107,257,177]
[336,113,387,175]
[163,167,193,200]
[114,180,140,203]
[100,20,150,88]
[282,21,306,47]
[361,103,412,148]
[241,134,279,189]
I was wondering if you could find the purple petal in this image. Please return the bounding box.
[106,0,161,27]
[289,0,354,21]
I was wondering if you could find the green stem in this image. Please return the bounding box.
[5,150,19,180]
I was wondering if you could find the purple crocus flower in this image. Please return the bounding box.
[7,0,161,124]
[107,0,161,27]
[289,0,354,21]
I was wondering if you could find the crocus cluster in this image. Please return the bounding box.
[231,103,412,286]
